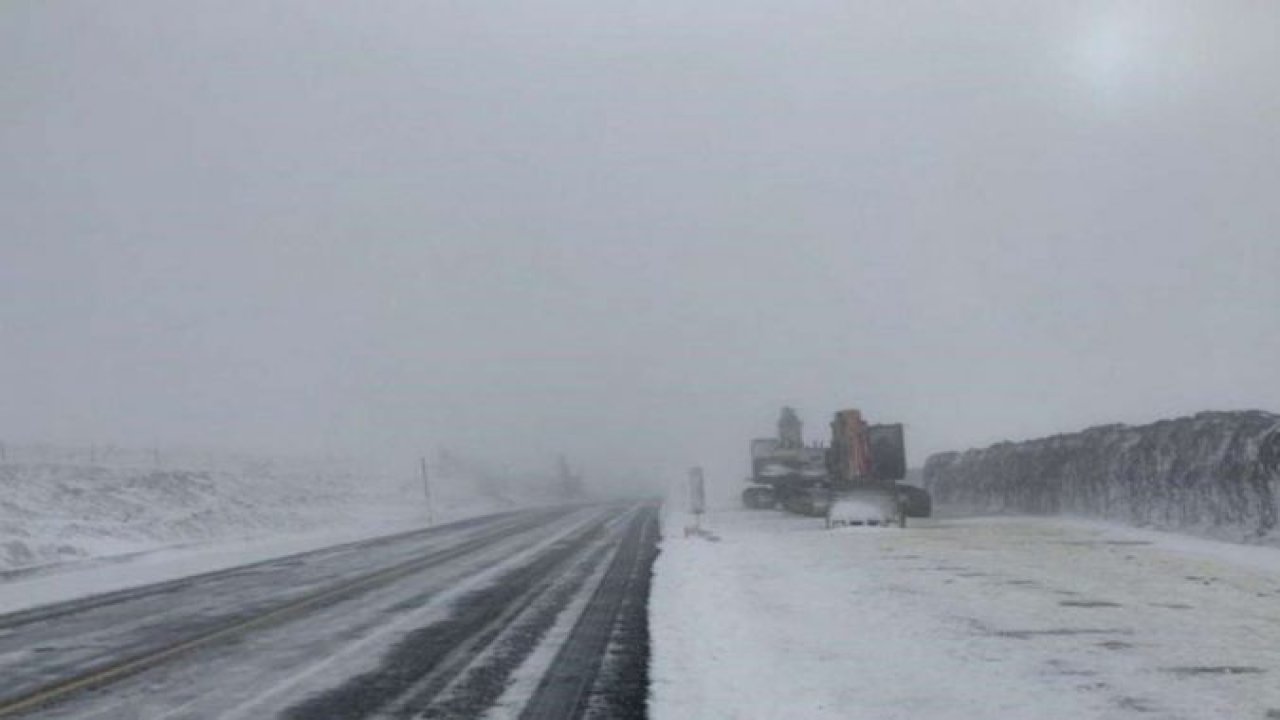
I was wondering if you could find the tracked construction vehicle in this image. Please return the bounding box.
[743,407,930,527]
[825,409,907,527]
[743,407,831,515]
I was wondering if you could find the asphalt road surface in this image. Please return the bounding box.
[0,503,659,720]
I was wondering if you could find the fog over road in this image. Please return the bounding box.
[0,504,658,720]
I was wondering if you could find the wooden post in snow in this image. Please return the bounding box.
[421,457,435,527]
[685,466,706,536]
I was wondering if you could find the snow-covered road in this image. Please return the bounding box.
[651,509,1280,720]
[0,503,658,719]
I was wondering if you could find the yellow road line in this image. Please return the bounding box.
[0,515,549,717]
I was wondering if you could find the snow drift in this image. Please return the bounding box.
[923,411,1280,542]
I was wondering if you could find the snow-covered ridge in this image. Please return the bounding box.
[0,448,527,572]
[923,411,1280,544]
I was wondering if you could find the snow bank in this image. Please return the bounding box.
[923,411,1280,543]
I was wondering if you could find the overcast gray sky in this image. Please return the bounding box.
[3,1,1278,488]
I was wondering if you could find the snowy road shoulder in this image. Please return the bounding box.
[0,499,520,615]
[0,519,425,615]
[649,509,1280,720]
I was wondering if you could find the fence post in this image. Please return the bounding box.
[685,466,706,536]
[421,457,435,526]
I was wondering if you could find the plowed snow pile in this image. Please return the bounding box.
[650,507,1280,720]
[925,410,1280,543]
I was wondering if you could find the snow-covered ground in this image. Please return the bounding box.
[0,447,557,610]
[0,462,408,569]
[651,508,1280,720]
[0,520,420,615]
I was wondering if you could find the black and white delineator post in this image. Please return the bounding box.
[686,466,706,536]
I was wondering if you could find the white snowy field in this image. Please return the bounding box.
[650,508,1280,720]
[0,462,411,569]
[0,450,551,611]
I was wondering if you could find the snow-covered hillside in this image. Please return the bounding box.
[0,447,545,572]
[924,411,1280,544]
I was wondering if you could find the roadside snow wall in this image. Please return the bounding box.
[923,411,1280,542]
